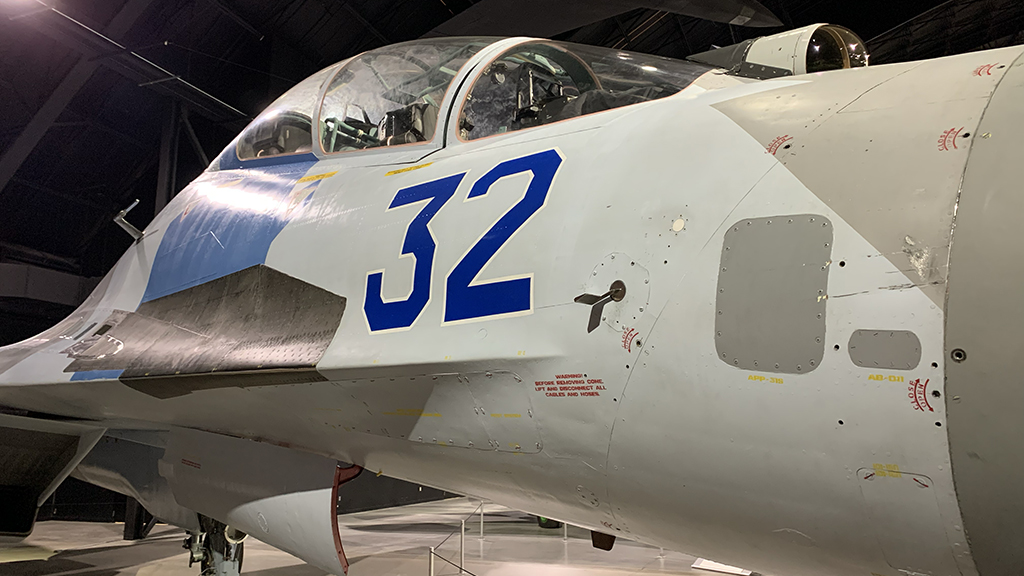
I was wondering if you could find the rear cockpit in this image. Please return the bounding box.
[212,37,713,170]
[458,42,709,141]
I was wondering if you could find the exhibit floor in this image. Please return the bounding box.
[0,498,708,576]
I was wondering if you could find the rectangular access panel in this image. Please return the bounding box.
[715,215,831,374]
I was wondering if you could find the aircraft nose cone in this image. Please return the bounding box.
[943,50,1024,576]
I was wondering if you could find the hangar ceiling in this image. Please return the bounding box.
[0,0,1022,344]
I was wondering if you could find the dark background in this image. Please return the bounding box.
[1,0,1023,525]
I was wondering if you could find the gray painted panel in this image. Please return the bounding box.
[848,329,921,370]
[944,53,1024,576]
[713,56,1006,308]
[63,265,346,398]
[715,215,831,373]
[73,435,201,531]
[858,469,957,574]
[338,371,541,454]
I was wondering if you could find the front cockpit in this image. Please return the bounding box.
[234,64,335,162]
[319,38,492,152]
[214,37,713,169]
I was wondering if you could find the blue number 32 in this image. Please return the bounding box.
[364,149,562,332]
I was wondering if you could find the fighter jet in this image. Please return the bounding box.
[2,23,1023,576]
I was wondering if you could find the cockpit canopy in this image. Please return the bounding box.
[221,37,712,167]
[459,41,710,141]
[234,64,335,161]
[320,38,493,153]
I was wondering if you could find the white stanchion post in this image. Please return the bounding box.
[563,521,568,541]
[429,546,435,576]
[460,519,466,573]
[479,502,484,538]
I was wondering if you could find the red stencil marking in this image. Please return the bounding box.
[622,327,638,352]
[938,127,963,152]
[909,378,934,412]
[973,64,998,76]
[767,135,793,155]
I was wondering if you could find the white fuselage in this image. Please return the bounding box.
[4,41,1024,576]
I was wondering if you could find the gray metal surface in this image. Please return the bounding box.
[711,58,1002,308]
[162,427,352,576]
[737,60,793,79]
[72,435,200,531]
[122,368,328,400]
[687,39,754,69]
[858,469,955,575]
[943,53,1024,576]
[715,215,831,373]
[64,265,345,398]
[687,39,794,79]
[333,371,541,454]
[847,329,921,370]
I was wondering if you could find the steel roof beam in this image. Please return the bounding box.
[0,0,156,201]
[52,119,146,149]
[0,242,81,275]
[22,7,247,125]
[203,0,265,40]
[9,177,109,211]
[180,109,210,167]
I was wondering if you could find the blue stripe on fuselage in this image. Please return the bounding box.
[142,161,319,302]
[70,369,124,381]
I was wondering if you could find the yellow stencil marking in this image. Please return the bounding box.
[872,463,902,478]
[385,162,433,176]
[747,375,784,384]
[297,171,338,183]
